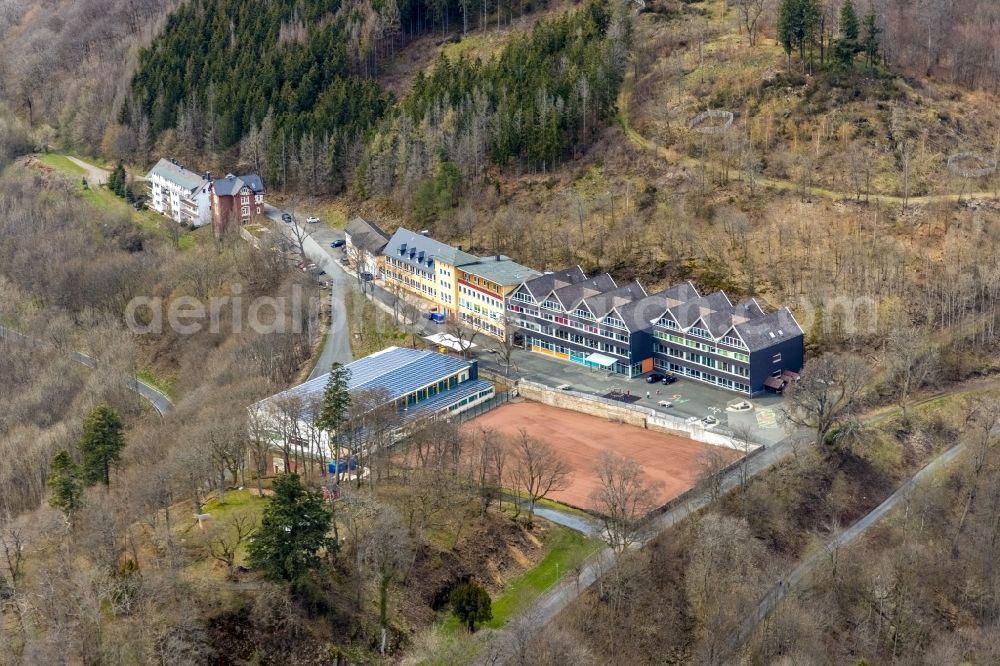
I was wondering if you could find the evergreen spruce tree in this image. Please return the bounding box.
[862,9,882,73]
[48,450,83,517]
[778,0,821,65]
[109,161,127,197]
[833,0,861,70]
[79,404,126,487]
[450,582,492,632]
[247,474,334,582]
[315,363,352,478]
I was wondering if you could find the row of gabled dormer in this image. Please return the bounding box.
[507,266,804,353]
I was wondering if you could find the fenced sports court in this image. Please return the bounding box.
[465,401,742,512]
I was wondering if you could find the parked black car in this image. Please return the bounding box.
[646,373,665,383]
[661,373,677,385]
[281,213,292,223]
[331,239,346,248]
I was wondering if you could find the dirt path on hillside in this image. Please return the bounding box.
[617,67,999,207]
[66,155,110,186]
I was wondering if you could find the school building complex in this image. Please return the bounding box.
[348,222,805,396]
[506,268,805,395]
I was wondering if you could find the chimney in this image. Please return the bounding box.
[420,229,429,236]
[495,254,501,261]
[457,245,463,251]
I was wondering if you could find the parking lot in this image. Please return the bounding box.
[475,347,793,448]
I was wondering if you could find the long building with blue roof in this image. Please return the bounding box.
[253,347,495,471]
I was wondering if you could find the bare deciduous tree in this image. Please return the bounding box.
[205,510,257,579]
[783,353,869,447]
[734,0,769,47]
[589,451,662,554]
[511,429,572,524]
[362,504,414,656]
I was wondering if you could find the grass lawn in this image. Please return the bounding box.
[36,153,88,176]
[441,525,602,633]
[33,151,200,249]
[135,368,176,398]
[176,489,267,580]
[199,488,267,524]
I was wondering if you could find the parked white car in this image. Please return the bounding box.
[306,216,320,224]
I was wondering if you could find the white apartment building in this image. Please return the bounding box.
[146,158,212,227]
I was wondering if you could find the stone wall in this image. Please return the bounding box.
[516,380,754,451]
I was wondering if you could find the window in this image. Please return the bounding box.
[604,316,625,329]
[772,353,782,363]
[256,206,261,214]
[689,327,711,339]
[657,317,678,330]
[255,194,263,203]
[241,195,249,205]
[241,206,250,217]
[721,335,745,349]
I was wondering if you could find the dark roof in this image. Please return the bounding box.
[582,281,647,320]
[383,228,478,271]
[553,273,617,309]
[651,288,803,352]
[345,217,390,255]
[669,291,733,329]
[612,291,667,332]
[212,173,265,196]
[733,307,803,352]
[519,266,588,301]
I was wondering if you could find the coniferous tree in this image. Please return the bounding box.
[450,581,492,632]
[862,8,881,73]
[316,363,352,479]
[247,474,334,582]
[48,450,83,517]
[833,0,861,70]
[778,0,820,64]
[79,404,126,487]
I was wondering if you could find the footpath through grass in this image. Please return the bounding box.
[440,525,602,634]
[33,152,200,249]
[36,153,88,176]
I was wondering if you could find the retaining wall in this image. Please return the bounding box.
[516,379,752,451]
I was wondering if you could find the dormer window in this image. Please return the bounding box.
[689,327,711,339]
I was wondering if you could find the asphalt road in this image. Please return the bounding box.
[263,205,354,378]
[0,324,172,417]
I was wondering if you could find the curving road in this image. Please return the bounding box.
[263,205,354,378]
[0,324,172,417]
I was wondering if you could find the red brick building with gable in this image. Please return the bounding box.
[210,173,266,238]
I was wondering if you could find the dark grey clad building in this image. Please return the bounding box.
[507,267,805,394]
[506,267,668,377]
[649,285,804,395]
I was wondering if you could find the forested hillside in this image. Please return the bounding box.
[362,0,628,201]
[124,0,390,193]
[123,0,596,194]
